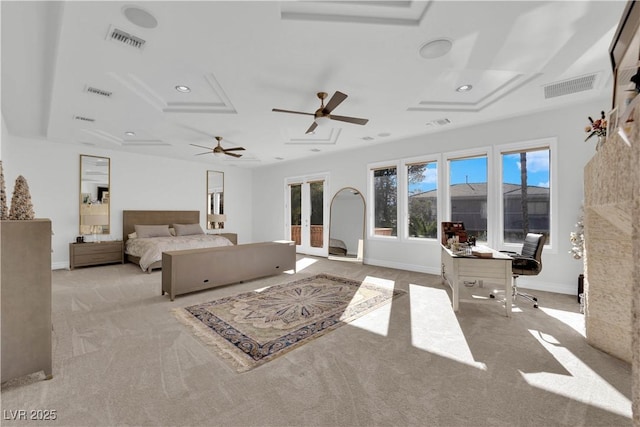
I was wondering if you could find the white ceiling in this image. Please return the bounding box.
[0,1,627,168]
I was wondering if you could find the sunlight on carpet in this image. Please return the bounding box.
[345,276,396,336]
[539,307,585,337]
[409,285,487,370]
[293,257,318,273]
[520,329,631,418]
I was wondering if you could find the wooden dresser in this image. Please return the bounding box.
[69,240,124,269]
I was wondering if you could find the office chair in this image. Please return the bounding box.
[490,233,545,308]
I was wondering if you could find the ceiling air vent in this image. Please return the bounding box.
[426,118,451,127]
[544,74,597,99]
[86,86,112,98]
[74,115,95,123]
[107,26,146,50]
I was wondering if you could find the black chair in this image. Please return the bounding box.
[491,233,545,308]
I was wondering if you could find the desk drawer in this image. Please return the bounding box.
[458,258,510,279]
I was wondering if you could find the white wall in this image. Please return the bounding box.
[252,99,606,295]
[1,133,253,269]
[1,97,604,294]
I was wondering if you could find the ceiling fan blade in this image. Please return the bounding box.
[272,108,314,116]
[195,152,211,156]
[329,115,369,125]
[305,122,318,134]
[223,147,245,152]
[190,143,214,150]
[225,152,242,158]
[323,91,348,114]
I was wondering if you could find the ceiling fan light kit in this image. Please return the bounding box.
[273,90,369,134]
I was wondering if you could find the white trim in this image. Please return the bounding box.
[495,137,556,254]
[364,257,440,275]
[367,160,400,241]
[515,278,576,296]
[284,172,330,257]
[364,257,576,295]
[400,153,440,243]
[443,146,491,245]
[53,262,69,270]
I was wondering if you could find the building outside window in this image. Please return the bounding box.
[502,148,550,243]
[449,156,488,242]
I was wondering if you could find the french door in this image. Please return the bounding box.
[286,174,329,256]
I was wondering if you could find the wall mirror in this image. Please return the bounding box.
[207,171,225,229]
[329,187,365,263]
[79,155,110,239]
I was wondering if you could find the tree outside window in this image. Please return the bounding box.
[373,167,397,236]
[407,162,438,238]
[502,148,550,243]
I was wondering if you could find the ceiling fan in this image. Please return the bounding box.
[272,91,369,134]
[190,136,245,158]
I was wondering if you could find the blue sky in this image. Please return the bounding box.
[408,150,550,193]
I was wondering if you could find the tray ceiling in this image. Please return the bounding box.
[0,1,626,167]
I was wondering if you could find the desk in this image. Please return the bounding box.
[441,245,513,317]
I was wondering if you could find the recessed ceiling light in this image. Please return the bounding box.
[124,131,135,136]
[378,132,391,137]
[122,6,158,29]
[419,38,453,59]
[175,85,191,93]
[456,84,473,92]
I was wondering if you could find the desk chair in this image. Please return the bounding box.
[491,233,545,308]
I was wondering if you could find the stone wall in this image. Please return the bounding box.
[584,112,639,425]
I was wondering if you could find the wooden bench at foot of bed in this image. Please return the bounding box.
[161,240,296,300]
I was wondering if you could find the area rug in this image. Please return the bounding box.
[172,273,406,372]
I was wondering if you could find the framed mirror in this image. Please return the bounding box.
[329,187,365,263]
[207,171,225,230]
[79,155,110,239]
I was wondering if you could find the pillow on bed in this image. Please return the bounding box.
[173,223,204,236]
[134,224,172,238]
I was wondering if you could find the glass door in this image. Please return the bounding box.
[286,175,328,256]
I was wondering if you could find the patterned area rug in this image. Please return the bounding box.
[173,273,406,372]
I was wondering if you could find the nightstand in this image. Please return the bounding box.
[69,240,124,270]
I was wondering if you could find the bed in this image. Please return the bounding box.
[123,210,237,272]
[329,237,348,256]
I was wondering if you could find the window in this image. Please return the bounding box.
[502,148,550,243]
[407,161,438,238]
[366,138,554,248]
[449,155,488,242]
[372,166,397,236]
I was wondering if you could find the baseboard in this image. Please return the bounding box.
[364,257,441,276]
[51,261,69,270]
[363,257,577,296]
[514,279,577,296]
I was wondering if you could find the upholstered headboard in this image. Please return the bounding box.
[122,210,200,246]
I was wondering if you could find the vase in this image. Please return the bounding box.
[596,135,605,151]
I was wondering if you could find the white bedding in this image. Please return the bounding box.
[125,234,234,271]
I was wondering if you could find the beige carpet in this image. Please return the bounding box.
[173,273,406,372]
[0,256,633,426]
